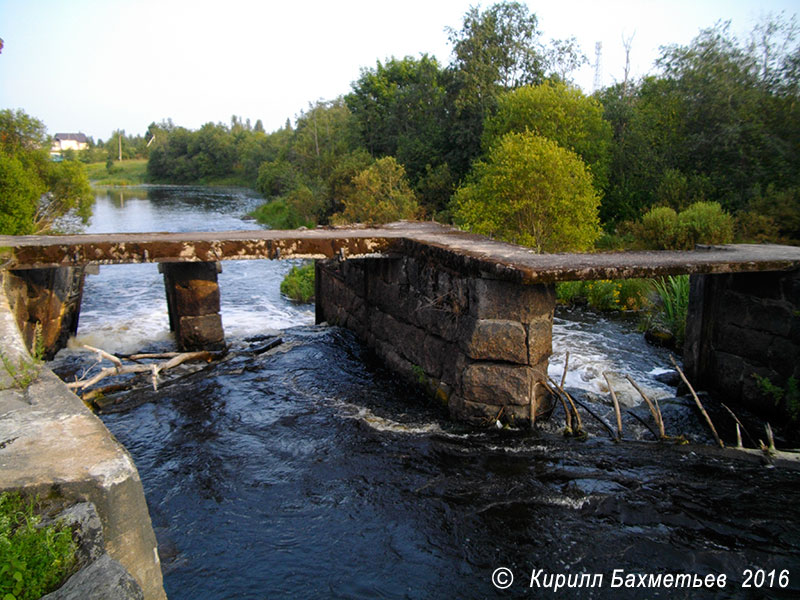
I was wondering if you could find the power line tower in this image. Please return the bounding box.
[593,41,603,92]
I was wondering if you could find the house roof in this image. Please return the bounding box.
[54,133,88,143]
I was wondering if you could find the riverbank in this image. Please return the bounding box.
[0,279,166,600]
[86,160,255,189]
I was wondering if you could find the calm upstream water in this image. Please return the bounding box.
[52,187,800,599]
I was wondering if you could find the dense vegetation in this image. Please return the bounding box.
[0,492,77,600]
[2,2,798,249]
[0,110,93,235]
[118,3,799,251]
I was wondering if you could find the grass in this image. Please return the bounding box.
[649,275,690,347]
[0,324,44,391]
[280,263,315,303]
[0,492,78,600]
[85,159,149,186]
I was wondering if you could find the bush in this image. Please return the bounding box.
[634,206,680,250]
[677,201,734,248]
[0,492,77,600]
[556,278,650,311]
[331,157,420,225]
[280,263,315,303]
[633,202,733,250]
[452,132,600,252]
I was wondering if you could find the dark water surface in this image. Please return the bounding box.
[54,188,800,599]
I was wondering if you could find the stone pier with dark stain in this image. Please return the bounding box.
[2,266,85,360]
[316,256,556,426]
[160,262,224,351]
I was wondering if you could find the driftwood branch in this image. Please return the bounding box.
[82,345,123,370]
[670,355,724,448]
[570,395,617,440]
[547,376,583,434]
[721,403,755,447]
[626,409,661,440]
[626,375,666,439]
[67,349,214,392]
[603,372,623,441]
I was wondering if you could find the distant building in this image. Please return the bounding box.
[51,133,89,156]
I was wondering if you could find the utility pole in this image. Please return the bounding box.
[118,132,122,162]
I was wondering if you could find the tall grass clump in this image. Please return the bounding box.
[0,492,77,600]
[649,275,690,347]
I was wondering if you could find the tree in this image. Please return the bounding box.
[333,156,420,225]
[452,131,600,252]
[445,1,548,180]
[483,81,612,192]
[447,1,545,102]
[346,55,451,211]
[0,109,93,235]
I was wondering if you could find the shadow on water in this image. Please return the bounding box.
[84,326,800,600]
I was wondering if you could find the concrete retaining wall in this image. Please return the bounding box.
[0,282,166,600]
[316,256,555,426]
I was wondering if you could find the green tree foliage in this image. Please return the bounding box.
[332,156,420,225]
[483,81,612,191]
[0,109,93,235]
[600,17,800,229]
[346,55,452,212]
[452,131,600,252]
[0,153,42,234]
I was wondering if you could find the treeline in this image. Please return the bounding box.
[138,2,800,246]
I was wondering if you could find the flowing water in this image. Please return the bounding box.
[50,187,800,599]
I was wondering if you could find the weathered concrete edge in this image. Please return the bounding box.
[0,281,166,600]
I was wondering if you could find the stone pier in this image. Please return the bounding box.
[316,256,556,426]
[3,266,85,360]
[160,261,225,351]
[684,268,800,425]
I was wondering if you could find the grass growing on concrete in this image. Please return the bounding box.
[0,492,77,600]
[280,263,315,303]
[0,325,44,390]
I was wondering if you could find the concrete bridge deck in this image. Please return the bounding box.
[1,221,799,432]
[3,221,800,281]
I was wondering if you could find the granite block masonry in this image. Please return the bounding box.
[684,268,800,426]
[316,256,556,426]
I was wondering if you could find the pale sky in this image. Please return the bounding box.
[1,0,797,142]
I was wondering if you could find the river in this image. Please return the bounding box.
[51,187,800,599]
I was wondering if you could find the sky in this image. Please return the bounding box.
[1,0,797,142]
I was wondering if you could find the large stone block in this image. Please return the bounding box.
[469,278,555,321]
[177,314,225,351]
[461,362,535,406]
[459,319,527,364]
[172,279,220,317]
[527,312,553,365]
